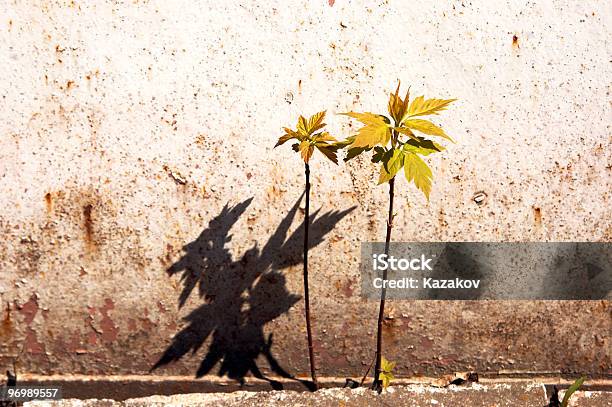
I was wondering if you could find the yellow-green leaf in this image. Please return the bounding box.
[299,140,314,163]
[404,152,433,200]
[404,119,454,142]
[275,128,301,147]
[407,96,456,118]
[353,124,391,148]
[381,356,396,373]
[378,149,403,184]
[340,111,389,126]
[297,115,308,136]
[313,132,337,143]
[307,111,326,134]
[379,371,394,389]
[340,112,391,148]
[388,82,410,124]
[379,356,396,390]
[402,136,445,156]
[275,134,294,147]
[395,126,419,141]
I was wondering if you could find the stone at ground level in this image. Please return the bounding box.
[24,384,611,407]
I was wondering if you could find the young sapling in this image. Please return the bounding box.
[337,82,456,391]
[274,111,339,390]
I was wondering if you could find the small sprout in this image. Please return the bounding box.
[561,376,586,407]
[378,356,396,390]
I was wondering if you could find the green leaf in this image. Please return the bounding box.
[402,136,445,156]
[561,376,586,407]
[404,152,433,200]
[344,146,369,161]
[404,119,454,142]
[378,149,404,185]
[371,146,386,163]
[407,96,456,118]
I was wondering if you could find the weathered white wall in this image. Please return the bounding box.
[0,0,610,379]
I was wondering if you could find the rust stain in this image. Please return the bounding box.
[533,206,542,226]
[336,278,353,297]
[44,192,53,213]
[512,34,519,48]
[1,302,12,337]
[18,295,39,325]
[87,331,97,346]
[420,336,434,350]
[127,318,137,331]
[140,316,156,331]
[24,327,45,354]
[328,0,335,6]
[83,203,95,250]
[99,298,118,342]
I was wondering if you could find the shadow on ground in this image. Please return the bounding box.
[152,196,355,390]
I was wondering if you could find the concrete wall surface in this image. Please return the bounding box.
[0,0,610,383]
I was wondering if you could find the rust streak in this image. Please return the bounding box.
[83,203,95,248]
[533,206,542,226]
[0,302,12,338]
[19,295,39,325]
[44,192,52,213]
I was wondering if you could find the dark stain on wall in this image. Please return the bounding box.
[83,203,95,249]
[18,295,39,325]
[533,206,542,226]
[44,192,53,214]
[0,303,12,338]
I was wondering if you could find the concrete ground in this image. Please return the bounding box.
[22,383,612,407]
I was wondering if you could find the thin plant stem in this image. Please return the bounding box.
[303,162,318,390]
[372,176,395,391]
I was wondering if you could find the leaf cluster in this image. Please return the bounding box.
[275,111,339,164]
[337,82,456,200]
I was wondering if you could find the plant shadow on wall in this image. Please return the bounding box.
[152,196,355,390]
